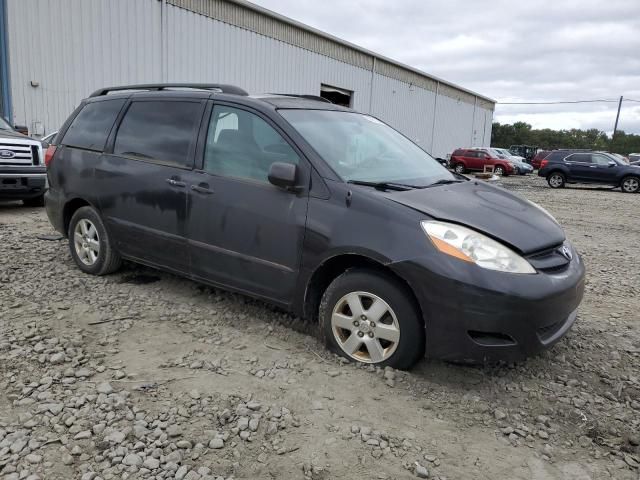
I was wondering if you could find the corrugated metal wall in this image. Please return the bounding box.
[370,73,436,150]
[6,0,162,135]
[165,6,373,111]
[5,0,493,158]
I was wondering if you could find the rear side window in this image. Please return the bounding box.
[61,99,125,151]
[568,153,591,163]
[546,151,568,162]
[114,101,203,168]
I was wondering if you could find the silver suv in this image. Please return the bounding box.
[0,117,46,206]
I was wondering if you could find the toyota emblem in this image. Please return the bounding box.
[560,245,573,261]
[0,149,16,159]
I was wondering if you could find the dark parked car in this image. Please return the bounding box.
[45,83,585,368]
[449,148,516,176]
[538,150,640,193]
[531,150,550,169]
[509,145,538,161]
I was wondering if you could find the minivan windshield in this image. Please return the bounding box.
[0,117,13,131]
[279,109,456,186]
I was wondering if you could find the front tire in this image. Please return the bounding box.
[494,166,505,176]
[547,172,566,188]
[621,176,639,193]
[68,206,122,275]
[319,269,425,370]
[454,163,466,174]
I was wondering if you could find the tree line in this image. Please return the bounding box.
[491,122,640,155]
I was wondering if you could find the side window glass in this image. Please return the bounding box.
[114,101,202,168]
[203,105,300,182]
[62,99,125,151]
[569,153,591,163]
[591,155,610,166]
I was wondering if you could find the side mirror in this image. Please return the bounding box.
[608,161,616,167]
[14,125,29,135]
[268,162,298,191]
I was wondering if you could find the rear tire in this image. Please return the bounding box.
[68,206,121,275]
[23,194,45,207]
[621,176,639,193]
[319,269,425,370]
[547,172,565,189]
[454,163,466,174]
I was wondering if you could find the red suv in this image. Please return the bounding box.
[450,148,515,176]
[531,150,550,169]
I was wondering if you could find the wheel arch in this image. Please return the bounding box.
[546,168,566,179]
[620,174,640,191]
[302,253,424,326]
[62,197,97,236]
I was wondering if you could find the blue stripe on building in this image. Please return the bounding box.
[0,0,12,122]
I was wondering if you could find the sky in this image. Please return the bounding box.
[250,0,640,135]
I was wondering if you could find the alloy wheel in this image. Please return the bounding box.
[549,174,564,188]
[73,219,100,266]
[494,166,505,176]
[622,177,639,193]
[454,164,465,174]
[331,291,400,364]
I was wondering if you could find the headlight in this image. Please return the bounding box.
[421,221,536,274]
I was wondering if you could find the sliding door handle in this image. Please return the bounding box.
[191,184,214,194]
[166,178,186,187]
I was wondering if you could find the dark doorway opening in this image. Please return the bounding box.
[320,84,353,107]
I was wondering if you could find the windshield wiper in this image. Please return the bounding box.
[347,180,423,191]
[425,179,465,187]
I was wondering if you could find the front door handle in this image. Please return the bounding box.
[191,184,214,195]
[166,178,186,187]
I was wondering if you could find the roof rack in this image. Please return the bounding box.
[268,93,333,103]
[89,83,249,97]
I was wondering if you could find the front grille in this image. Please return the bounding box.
[0,142,35,166]
[526,244,570,273]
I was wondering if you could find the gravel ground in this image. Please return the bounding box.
[1,174,639,480]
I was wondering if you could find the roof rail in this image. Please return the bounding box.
[268,93,333,103]
[89,83,249,97]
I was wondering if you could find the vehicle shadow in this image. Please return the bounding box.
[0,200,32,209]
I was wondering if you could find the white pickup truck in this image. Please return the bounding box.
[0,117,46,206]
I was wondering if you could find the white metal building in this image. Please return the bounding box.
[0,0,495,158]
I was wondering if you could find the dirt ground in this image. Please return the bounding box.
[1,175,639,480]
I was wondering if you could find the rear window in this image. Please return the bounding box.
[61,99,125,151]
[546,151,570,162]
[113,100,203,168]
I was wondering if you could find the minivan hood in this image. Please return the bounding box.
[384,180,565,254]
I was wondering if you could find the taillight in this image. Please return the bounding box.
[44,145,57,167]
[540,159,548,169]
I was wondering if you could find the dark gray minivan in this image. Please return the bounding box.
[45,84,585,369]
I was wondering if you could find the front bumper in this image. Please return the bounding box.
[0,168,47,199]
[392,249,585,362]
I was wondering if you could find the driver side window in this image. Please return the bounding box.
[203,105,300,182]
